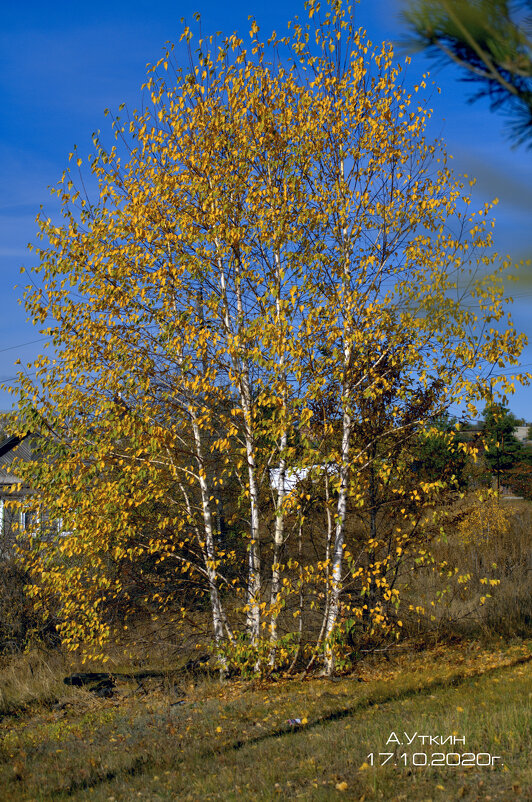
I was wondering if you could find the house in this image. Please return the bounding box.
[269,464,337,495]
[0,433,34,558]
[0,431,68,556]
[513,425,531,443]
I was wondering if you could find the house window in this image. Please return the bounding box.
[20,509,39,534]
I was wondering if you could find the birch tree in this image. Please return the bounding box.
[7,0,528,674]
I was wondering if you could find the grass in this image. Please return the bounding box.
[0,638,530,801]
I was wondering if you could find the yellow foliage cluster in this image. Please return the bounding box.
[457,491,511,546]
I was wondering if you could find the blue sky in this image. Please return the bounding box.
[1,0,532,419]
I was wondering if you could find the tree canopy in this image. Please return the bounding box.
[5,0,530,675]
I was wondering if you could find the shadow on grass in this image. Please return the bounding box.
[211,651,532,757]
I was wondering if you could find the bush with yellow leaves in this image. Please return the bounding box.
[457,490,511,546]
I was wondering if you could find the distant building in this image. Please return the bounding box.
[269,464,337,494]
[0,433,67,558]
[0,434,34,558]
[462,421,531,443]
[513,425,531,442]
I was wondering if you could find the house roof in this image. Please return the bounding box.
[0,433,33,488]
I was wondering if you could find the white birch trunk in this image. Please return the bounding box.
[216,244,261,647]
[190,415,229,675]
[268,246,288,665]
[323,399,352,674]
[241,383,262,645]
[268,429,287,666]
[323,150,353,675]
